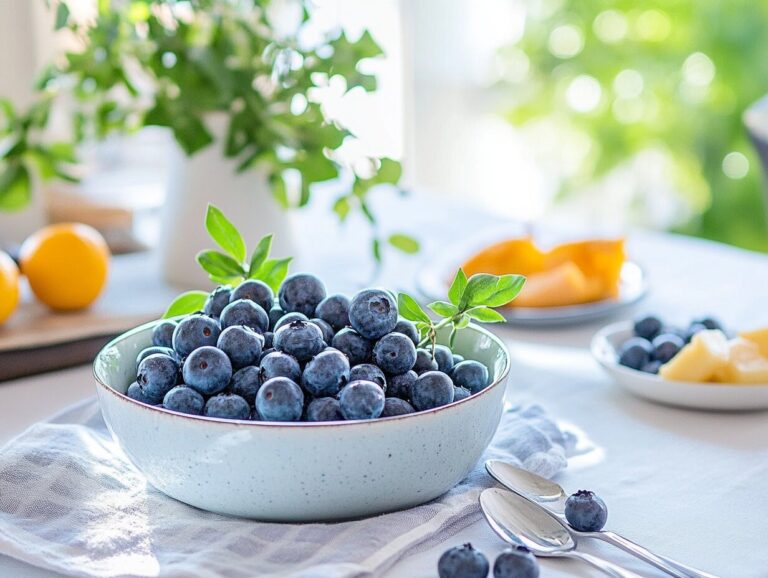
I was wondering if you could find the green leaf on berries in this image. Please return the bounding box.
[254,257,292,292]
[163,290,208,319]
[397,293,431,324]
[205,204,246,263]
[248,234,273,276]
[196,250,246,279]
[462,273,526,308]
[428,300,459,317]
[466,306,506,323]
[447,268,468,306]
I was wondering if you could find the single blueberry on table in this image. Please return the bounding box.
[633,314,663,341]
[259,351,302,384]
[350,363,387,390]
[387,370,416,400]
[163,385,205,416]
[301,348,350,397]
[565,489,608,532]
[411,371,454,411]
[278,273,327,317]
[204,393,251,420]
[137,354,180,401]
[413,348,439,374]
[152,320,177,349]
[433,344,454,374]
[220,299,269,333]
[617,337,653,370]
[274,319,325,362]
[310,317,335,344]
[348,288,398,340]
[437,543,490,578]
[228,366,262,404]
[256,377,304,421]
[306,397,344,421]
[392,318,419,346]
[339,380,385,420]
[451,360,490,394]
[268,305,284,330]
[315,293,350,331]
[136,346,177,369]
[380,397,415,417]
[642,360,662,375]
[182,346,233,396]
[203,285,232,317]
[693,316,724,332]
[274,311,310,332]
[230,279,274,313]
[127,381,162,405]
[332,327,372,366]
[172,314,221,357]
[373,332,417,375]
[217,325,264,369]
[652,333,684,364]
[493,545,539,578]
[453,386,471,401]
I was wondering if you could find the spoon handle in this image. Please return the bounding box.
[596,531,719,578]
[567,550,645,578]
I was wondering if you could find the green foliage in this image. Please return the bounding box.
[503,0,768,251]
[163,290,208,319]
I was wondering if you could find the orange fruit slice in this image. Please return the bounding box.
[0,251,20,324]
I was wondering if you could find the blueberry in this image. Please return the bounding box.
[433,344,454,374]
[452,353,465,366]
[260,347,276,363]
[411,371,454,411]
[259,351,302,383]
[437,543,490,578]
[152,320,177,348]
[215,325,263,370]
[278,273,327,317]
[262,331,274,349]
[306,397,344,421]
[685,322,708,343]
[642,360,662,374]
[381,397,415,417]
[339,380,385,420]
[393,319,419,346]
[348,289,398,339]
[136,346,177,369]
[332,327,372,365]
[453,386,471,401]
[228,366,261,404]
[220,299,269,333]
[302,349,350,397]
[274,319,325,362]
[204,393,250,420]
[373,332,416,375]
[172,314,221,357]
[137,354,180,401]
[387,370,416,399]
[127,381,161,405]
[268,306,284,330]
[256,377,304,421]
[230,279,274,312]
[451,360,489,394]
[652,333,684,363]
[310,318,335,344]
[203,286,232,317]
[693,317,723,332]
[617,337,653,370]
[633,314,663,341]
[315,294,350,331]
[182,346,232,396]
[565,489,608,532]
[413,348,439,374]
[163,385,205,415]
[274,311,310,332]
[350,363,387,390]
[493,545,539,578]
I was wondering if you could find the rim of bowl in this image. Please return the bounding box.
[93,318,512,428]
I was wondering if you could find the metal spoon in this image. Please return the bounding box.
[481,487,644,578]
[486,460,719,578]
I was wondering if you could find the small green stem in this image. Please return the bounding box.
[417,316,457,350]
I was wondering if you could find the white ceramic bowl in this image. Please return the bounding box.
[592,322,768,411]
[94,322,511,521]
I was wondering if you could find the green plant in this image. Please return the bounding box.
[503,0,768,251]
[1,0,417,261]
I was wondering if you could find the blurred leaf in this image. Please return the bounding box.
[55,2,70,30]
[372,237,381,263]
[333,196,351,222]
[388,233,419,254]
[0,163,30,211]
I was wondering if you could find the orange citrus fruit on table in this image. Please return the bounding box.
[0,251,20,324]
[20,223,110,311]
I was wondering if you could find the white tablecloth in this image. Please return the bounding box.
[1,198,767,577]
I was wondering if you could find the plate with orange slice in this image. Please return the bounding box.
[416,236,647,326]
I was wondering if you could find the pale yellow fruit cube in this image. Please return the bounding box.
[719,337,768,384]
[659,330,729,382]
[738,327,768,358]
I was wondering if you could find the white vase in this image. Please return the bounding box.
[159,117,296,289]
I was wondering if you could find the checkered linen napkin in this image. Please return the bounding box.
[0,400,571,578]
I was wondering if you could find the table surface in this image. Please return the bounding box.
[1,197,767,578]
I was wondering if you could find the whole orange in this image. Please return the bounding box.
[0,251,20,324]
[20,223,110,311]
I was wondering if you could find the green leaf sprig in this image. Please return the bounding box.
[163,203,291,318]
[398,269,526,353]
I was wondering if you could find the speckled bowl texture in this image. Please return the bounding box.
[94,322,510,521]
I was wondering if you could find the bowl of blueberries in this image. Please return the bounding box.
[94,273,511,521]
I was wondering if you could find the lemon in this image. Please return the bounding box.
[0,251,20,324]
[20,223,110,311]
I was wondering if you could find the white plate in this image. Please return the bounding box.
[592,322,768,411]
[416,254,648,327]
